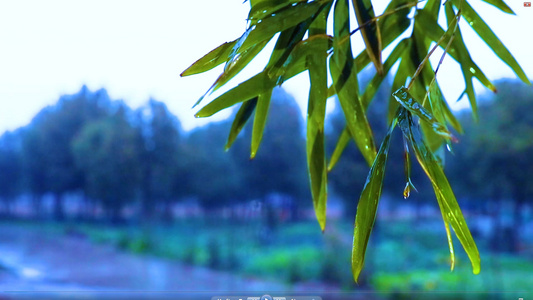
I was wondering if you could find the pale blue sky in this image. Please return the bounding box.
[0,1,532,134]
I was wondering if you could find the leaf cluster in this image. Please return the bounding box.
[181,0,530,281]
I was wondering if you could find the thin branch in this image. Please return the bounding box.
[407,8,462,91]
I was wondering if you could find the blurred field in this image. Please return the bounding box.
[2,215,531,299]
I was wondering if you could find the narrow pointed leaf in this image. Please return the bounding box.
[403,136,417,199]
[444,5,480,120]
[398,110,480,274]
[195,72,274,117]
[226,98,258,150]
[481,0,515,15]
[248,0,304,23]
[306,5,331,232]
[352,0,383,74]
[393,87,455,141]
[213,40,270,92]
[437,195,456,271]
[251,90,273,158]
[454,0,530,84]
[352,113,398,283]
[180,40,236,77]
[332,0,376,166]
[239,1,325,54]
[415,9,496,96]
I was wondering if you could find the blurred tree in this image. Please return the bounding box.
[21,86,111,220]
[450,80,533,252]
[72,105,142,224]
[0,131,22,216]
[183,121,243,211]
[231,88,308,219]
[136,99,183,221]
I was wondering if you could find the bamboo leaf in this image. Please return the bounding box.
[415,9,496,94]
[352,0,383,74]
[403,136,417,199]
[306,4,331,232]
[444,4,480,120]
[239,1,326,54]
[251,90,273,158]
[249,23,310,157]
[398,109,480,274]
[331,0,376,166]
[393,87,456,142]
[195,72,274,118]
[454,0,530,85]
[226,98,258,150]
[248,0,305,23]
[352,112,398,283]
[180,40,236,77]
[214,40,270,92]
[480,0,514,15]
[438,195,456,271]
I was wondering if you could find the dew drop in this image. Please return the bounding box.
[469,67,476,74]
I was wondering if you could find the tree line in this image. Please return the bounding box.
[0,86,309,223]
[0,80,531,239]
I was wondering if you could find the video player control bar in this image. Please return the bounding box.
[211,296,322,300]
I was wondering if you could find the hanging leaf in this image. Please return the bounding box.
[352,0,383,74]
[331,0,376,166]
[181,40,237,77]
[251,90,273,158]
[398,109,480,274]
[352,111,399,283]
[393,87,456,142]
[306,3,331,232]
[480,0,514,14]
[402,136,417,199]
[226,98,258,150]
[454,0,530,85]
[195,72,275,118]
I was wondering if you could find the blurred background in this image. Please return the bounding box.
[0,1,532,299]
[0,79,532,299]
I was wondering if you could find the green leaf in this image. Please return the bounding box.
[251,90,273,158]
[306,3,331,232]
[248,0,305,23]
[331,0,376,166]
[415,9,496,95]
[444,4,480,120]
[239,1,326,54]
[352,111,398,283]
[180,40,236,77]
[226,98,258,150]
[480,0,514,14]
[328,127,350,171]
[393,87,456,142]
[454,0,530,85]
[402,136,417,199]
[351,0,383,74]
[438,195,456,271]
[277,35,333,83]
[213,40,270,92]
[350,0,411,87]
[398,109,480,274]
[195,72,274,118]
